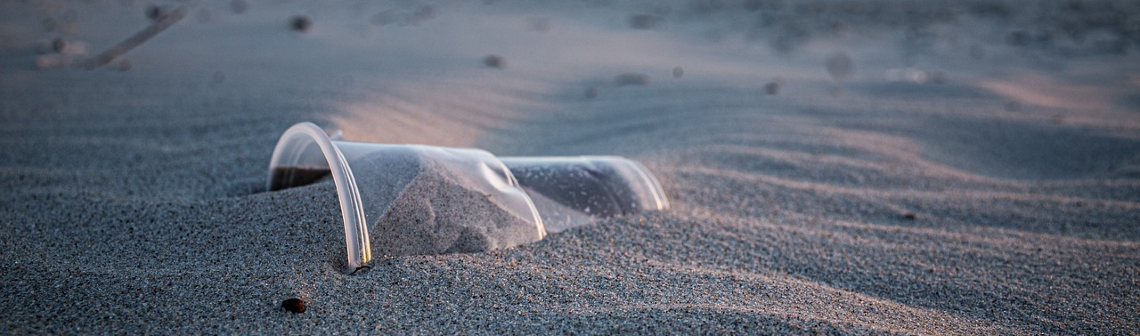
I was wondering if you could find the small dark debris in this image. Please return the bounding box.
[903,212,917,220]
[146,5,166,21]
[52,38,67,53]
[764,81,780,95]
[628,14,661,30]
[584,87,597,99]
[615,73,649,86]
[672,66,683,78]
[282,298,306,313]
[290,16,312,32]
[230,0,248,14]
[483,55,504,69]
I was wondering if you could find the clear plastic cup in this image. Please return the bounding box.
[267,122,669,273]
[268,122,545,273]
[500,156,669,233]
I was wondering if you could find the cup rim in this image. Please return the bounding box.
[268,122,372,273]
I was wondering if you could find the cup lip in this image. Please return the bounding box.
[268,122,372,273]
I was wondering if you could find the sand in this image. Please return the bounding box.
[2,0,1139,334]
[368,149,542,258]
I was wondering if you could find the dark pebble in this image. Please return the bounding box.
[628,14,661,30]
[146,5,165,21]
[230,0,247,14]
[52,38,67,53]
[672,66,683,78]
[290,16,312,32]
[484,55,504,69]
[764,81,780,95]
[903,212,917,220]
[615,73,649,86]
[282,298,306,313]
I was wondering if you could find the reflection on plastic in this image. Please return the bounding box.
[267,122,668,273]
[501,157,668,233]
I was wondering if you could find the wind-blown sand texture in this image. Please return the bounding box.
[2,0,1138,334]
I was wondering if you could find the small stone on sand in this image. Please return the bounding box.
[282,298,306,313]
[484,55,504,69]
[290,16,312,32]
[615,73,649,86]
[764,81,780,95]
[230,0,247,14]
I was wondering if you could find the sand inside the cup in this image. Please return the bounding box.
[366,153,540,258]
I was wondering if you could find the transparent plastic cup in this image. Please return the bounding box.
[267,122,669,273]
[268,122,545,272]
[500,156,669,233]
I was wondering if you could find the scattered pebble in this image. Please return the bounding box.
[282,298,306,313]
[146,4,166,22]
[628,14,662,30]
[764,81,780,95]
[903,212,917,220]
[52,38,67,53]
[825,52,854,81]
[230,0,247,14]
[615,73,650,86]
[672,66,683,78]
[483,55,504,69]
[290,16,312,32]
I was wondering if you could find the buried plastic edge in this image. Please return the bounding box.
[623,158,670,210]
[268,122,372,273]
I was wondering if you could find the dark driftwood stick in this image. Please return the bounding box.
[84,7,186,69]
